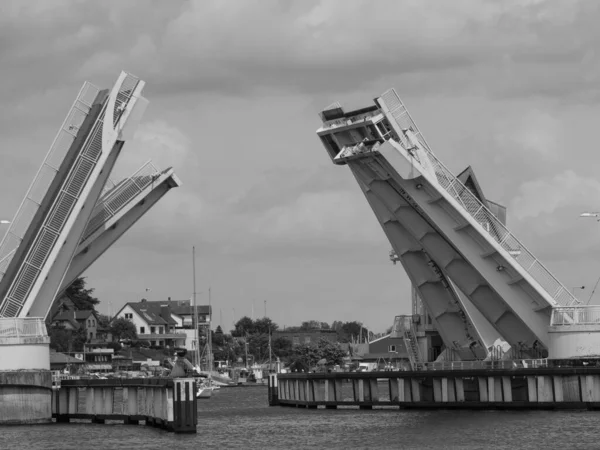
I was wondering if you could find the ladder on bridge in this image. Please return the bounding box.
[403,325,422,371]
[392,315,422,371]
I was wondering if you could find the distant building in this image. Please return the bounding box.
[273,329,338,346]
[50,309,101,341]
[111,297,211,350]
[84,348,114,372]
[49,350,86,373]
[363,334,410,370]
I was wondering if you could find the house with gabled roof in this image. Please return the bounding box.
[111,297,211,350]
[51,309,101,341]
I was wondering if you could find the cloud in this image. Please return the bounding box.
[113,119,194,179]
[492,109,561,160]
[249,189,382,244]
[3,0,600,104]
[510,170,600,220]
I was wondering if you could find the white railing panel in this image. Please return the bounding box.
[551,306,600,326]
[82,161,160,240]
[0,317,47,337]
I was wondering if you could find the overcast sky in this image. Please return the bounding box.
[2,0,600,333]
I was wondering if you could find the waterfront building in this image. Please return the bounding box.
[111,298,211,350]
[50,309,101,342]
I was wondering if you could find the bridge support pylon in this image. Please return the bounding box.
[0,318,51,424]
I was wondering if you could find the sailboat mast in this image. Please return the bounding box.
[193,246,199,368]
[208,287,212,374]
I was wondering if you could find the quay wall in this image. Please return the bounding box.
[0,370,52,424]
[271,368,600,410]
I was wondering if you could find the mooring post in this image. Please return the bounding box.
[268,373,279,406]
[172,378,197,433]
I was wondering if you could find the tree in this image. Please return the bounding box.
[272,336,293,359]
[232,316,254,337]
[65,277,99,310]
[215,325,223,335]
[338,321,369,343]
[288,338,346,372]
[316,338,346,366]
[97,314,111,329]
[253,317,278,335]
[109,317,137,341]
[331,321,343,332]
[247,333,270,362]
[47,325,87,352]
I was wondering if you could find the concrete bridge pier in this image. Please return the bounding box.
[0,318,51,424]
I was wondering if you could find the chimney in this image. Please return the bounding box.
[161,305,171,322]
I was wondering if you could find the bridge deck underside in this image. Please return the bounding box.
[350,164,493,359]
[349,153,551,349]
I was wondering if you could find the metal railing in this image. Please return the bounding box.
[378,88,578,307]
[0,82,100,283]
[0,73,141,318]
[551,306,600,326]
[390,315,423,369]
[422,359,548,371]
[0,317,47,337]
[81,161,161,241]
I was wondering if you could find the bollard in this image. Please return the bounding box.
[172,378,197,433]
[268,373,279,406]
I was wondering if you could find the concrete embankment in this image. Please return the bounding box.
[0,370,52,424]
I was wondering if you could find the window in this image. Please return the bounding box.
[159,327,163,335]
[150,326,155,334]
[124,313,133,320]
[140,327,145,334]
[292,337,300,346]
[304,337,311,344]
[388,345,396,352]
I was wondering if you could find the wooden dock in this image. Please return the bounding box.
[52,378,197,433]
[269,367,600,410]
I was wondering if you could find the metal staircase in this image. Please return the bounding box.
[391,315,422,370]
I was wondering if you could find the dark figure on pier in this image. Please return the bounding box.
[169,349,195,378]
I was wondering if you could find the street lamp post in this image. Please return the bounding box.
[0,220,10,224]
[580,212,600,222]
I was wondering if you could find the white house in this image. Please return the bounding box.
[111,298,211,351]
